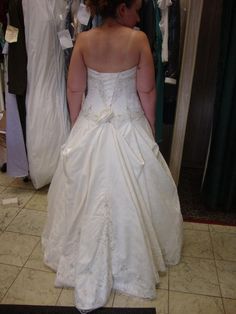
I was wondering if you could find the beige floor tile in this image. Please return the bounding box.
[0,206,21,232]
[182,229,214,259]
[37,184,50,193]
[25,242,52,272]
[169,291,224,314]
[0,186,6,193]
[0,232,39,267]
[57,289,115,308]
[216,260,236,299]
[211,232,236,261]
[0,148,6,167]
[25,191,48,212]
[0,264,21,300]
[223,298,236,314]
[157,270,168,290]
[183,222,209,231]
[9,178,35,190]
[0,173,14,187]
[0,187,35,210]
[1,268,61,305]
[209,224,236,234]
[6,208,46,236]
[105,291,115,307]
[169,257,220,297]
[56,288,74,306]
[113,290,168,314]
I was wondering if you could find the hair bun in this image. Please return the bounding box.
[86,0,133,18]
[86,0,109,16]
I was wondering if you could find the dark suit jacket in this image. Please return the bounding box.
[8,0,27,95]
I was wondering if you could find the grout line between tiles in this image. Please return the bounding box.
[209,227,236,236]
[3,229,44,238]
[8,184,35,191]
[168,289,225,300]
[182,249,236,263]
[0,186,7,192]
[167,264,170,314]
[206,230,226,314]
[2,185,36,194]
[55,288,64,306]
[0,234,40,269]
[21,237,41,267]
[183,228,211,233]
[181,254,215,261]
[23,206,47,212]
[111,291,116,307]
[0,262,25,304]
[0,207,24,233]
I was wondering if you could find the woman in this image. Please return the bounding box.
[42,0,183,311]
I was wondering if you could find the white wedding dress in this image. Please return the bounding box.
[42,66,183,311]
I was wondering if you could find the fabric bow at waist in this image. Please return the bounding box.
[80,107,144,124]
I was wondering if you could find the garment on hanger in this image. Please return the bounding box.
[64,0,74,77]
[0,0,7,39]
[152,0,165,142]
[0,0,7,48]
[0,63,4,113]
[8,0,27,151]
[6,93,28,176]
[22,0,70,189]
[164,0,180,84]
[163,0,180,124]
[0,0,8,111]
[8,0,27,95]
[139,0,156,52]
[158,0,172,63]
[4,56,28,177]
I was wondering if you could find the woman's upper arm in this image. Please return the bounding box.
[67,34,87,93]
[136,32,155,94]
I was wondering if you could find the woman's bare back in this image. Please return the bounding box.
[78,24,142,73]
[68,20,156,132]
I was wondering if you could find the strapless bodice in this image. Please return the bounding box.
[80,67,144,122]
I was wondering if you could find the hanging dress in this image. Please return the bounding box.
[22,0,69,189]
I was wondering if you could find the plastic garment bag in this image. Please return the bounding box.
[22,0,70,189]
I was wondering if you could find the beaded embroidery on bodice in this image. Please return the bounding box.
[80,67,144,123]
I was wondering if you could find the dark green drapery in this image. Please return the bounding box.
[202,0,236,212]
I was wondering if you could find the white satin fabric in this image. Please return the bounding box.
[42,67,183,311]
[22,0,70,189]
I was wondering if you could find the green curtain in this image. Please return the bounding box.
[202,0,236,212]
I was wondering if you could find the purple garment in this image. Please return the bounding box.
[5,85,28,177]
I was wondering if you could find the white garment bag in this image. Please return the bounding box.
[22,0,70,189]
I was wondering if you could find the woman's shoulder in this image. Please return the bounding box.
[119,27,147,37]
[74,29,97,50]
[123,28,149,44]
[76,29,94,40]
[75,27,148,48]
[133,29,149,41]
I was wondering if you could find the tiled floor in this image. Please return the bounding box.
[0,172,236,314]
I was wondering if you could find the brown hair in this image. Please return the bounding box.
[86,0,135,18]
